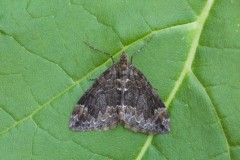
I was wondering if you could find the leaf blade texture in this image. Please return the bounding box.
[0,0,240,159]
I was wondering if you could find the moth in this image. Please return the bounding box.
[69,42,170,134]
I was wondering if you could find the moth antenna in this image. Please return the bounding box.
[131,35,154,63]
[70,38,170,134]
[84,41,114,64]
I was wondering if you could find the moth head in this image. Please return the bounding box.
[120,52,128,64]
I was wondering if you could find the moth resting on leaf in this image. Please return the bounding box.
[69,42,170,134]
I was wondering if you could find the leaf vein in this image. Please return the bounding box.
[8,34,74,82]
[135,0,215,159]
[192,72,231,159]
[0,107,17,122]
[71,1,124,46]
[71,139,114,160]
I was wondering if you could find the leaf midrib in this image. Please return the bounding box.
[135,0,215,159]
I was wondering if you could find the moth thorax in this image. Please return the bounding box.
[120,64,128,76]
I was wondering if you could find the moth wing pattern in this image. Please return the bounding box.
[69,65,121,131]
[69,51,170,134]
[121,65,170,134]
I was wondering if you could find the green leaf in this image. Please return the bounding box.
[0,0,239,159]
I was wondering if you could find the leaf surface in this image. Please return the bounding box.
[0,0,240,159]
